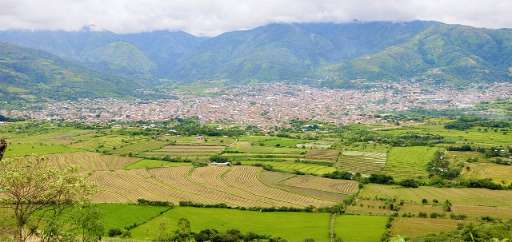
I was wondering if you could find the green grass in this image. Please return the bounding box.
[130,207,331,241]
[377,124,512,146]
[360,184,512,208]
[124,159,191,169]
[242,161,336,175]
[334,215,388,242]
[383,146,438,179]
[96,204,170,232]
[4,143,78,157]
[238,136,308,148]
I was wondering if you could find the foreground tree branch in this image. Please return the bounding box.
[0,138,6,161]
[0,157,95,242]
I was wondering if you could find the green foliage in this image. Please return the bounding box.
[421,220,512,242]
[368,174,395,184]
[0,43,140,102]
[399,179,420,188]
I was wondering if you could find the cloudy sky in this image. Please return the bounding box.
[0,0,511,36]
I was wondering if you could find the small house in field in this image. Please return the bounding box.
[210,161,231,166]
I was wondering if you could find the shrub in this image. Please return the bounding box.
[108,228,123,237]
[137,198,174,207]
[399,179,419,188]
[368,174,394,184]
[323,171,353,180]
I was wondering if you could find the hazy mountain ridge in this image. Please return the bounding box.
[1,21,512,101]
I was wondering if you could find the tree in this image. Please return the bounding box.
[0,138,6,161]
[443,200,453,212]
[0,157,95,242]
[72,204,104,242]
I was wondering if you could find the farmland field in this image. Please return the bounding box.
[462,162,512,185]
[334,215,388,242]
[90,166,348,207]
[131,207,331,241]
[336,150,387,174]
[97,204,171,232]
[241,160,337,175]
[391,218,461,239]
[124,159,191,169]
[360,184,512,208]
[142,145,224,161]
[383,146,438,179]
[44,152,140,171]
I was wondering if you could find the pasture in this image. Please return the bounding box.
[130,207,331,241]
[334,215,388,242]
[97,204,171,232]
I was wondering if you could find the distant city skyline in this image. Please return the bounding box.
[0,0,511,36]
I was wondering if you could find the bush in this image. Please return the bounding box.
[323,171,353,180]
[108,228,123,237]
[210,155,230,163]
[399,179,419,188]
[137,198,174,207]
[464,179,504,190]
[368,174,394,184]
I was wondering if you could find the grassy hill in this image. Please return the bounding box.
[0,43,140,102]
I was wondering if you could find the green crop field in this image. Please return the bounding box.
[337,150,387,174]
[242,160,336,175]
[376,124,512,146]
[124,159,191,169]
[4,143,78,158]
[334,215,387,242]
[383,146,438,179]
[131,207,331,241]
[360,184,512,208]
[97,204,171,232]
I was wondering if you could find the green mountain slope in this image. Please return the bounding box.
[0,43,140,102]
[82,41,156,78]
[320,24,512,85]
[172,22,431,81]
[0,21,511,90]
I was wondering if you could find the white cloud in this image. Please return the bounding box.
[0,0,511,36]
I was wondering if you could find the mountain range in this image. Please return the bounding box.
[1,20,512,101]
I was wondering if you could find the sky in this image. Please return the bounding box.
[0,0,511,36]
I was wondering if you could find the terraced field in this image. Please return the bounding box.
[142,145,224,161]
[90,166,350,208]
[282,175,358,194]
[44,152,139,171]
[383,146,438,179]
[242,160,337,175]
[305,149,340,162]
[336,151,387,174]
